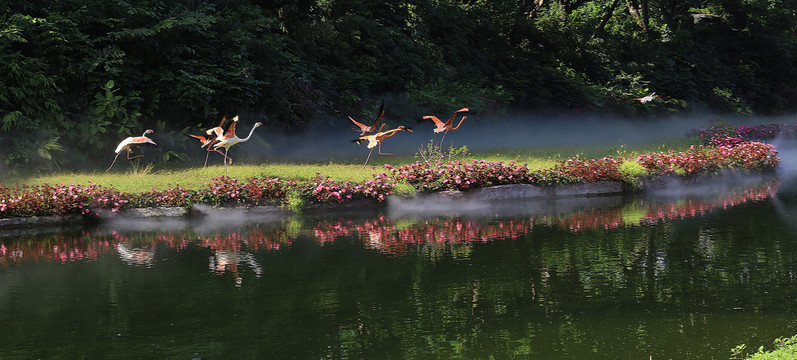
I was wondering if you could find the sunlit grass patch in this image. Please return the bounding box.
[1,139,700,194]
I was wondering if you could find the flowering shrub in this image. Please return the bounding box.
[0,183,128,217]
[382,162,449,191]
[201,176,244,205]
[554,157,625,183]
[689,121,797,145]
[442,160,531,190]
[710,136,747,147]
[129,186,196,208]
[297,174,395,204]
[194,176,296,206]
[384,160,581,191]
[242,177,295,205]
[635,141,779,176]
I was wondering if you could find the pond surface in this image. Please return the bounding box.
[1,175,796,359]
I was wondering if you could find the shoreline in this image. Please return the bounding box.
[0,173,777,230]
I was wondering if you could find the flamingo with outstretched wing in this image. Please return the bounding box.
[352,125,412,168]
[424,107,469,145]
[106,129,157,172]
[349,100,386,135]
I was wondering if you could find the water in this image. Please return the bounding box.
[1,175,796,359]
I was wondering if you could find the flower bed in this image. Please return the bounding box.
[688,120,797,145]
[0,140,781,220]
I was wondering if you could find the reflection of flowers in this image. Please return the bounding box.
[313,216,533,255]
[546,179,778,232]
[0,179,780,265]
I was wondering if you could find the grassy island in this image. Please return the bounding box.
[0,135,780,218]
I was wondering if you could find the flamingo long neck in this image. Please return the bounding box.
[445,114,457,126]
[239,125,259,143]
[452,116,466,130]
[379,129,403,141]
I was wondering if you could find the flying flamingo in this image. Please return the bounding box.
[423,107,469,145]
[631,92,661,103]
[106,129,157,172]
[349,100,386,135]
[212,117,263,176]
[352,125,413,168]
[188,116,234,167]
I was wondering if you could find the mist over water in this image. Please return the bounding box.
[249,111,796,163]
[1,109,794,171]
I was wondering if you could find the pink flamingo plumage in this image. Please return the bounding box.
[106,129,157,172]
[352,125,412,168]
[212,117,262,176]
[423,107,469,145]
[188,116,234,167]
[349,100,386,135]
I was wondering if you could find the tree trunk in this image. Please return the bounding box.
[525,0,546,19]
[592,0,622,39]
[625,0,649,33]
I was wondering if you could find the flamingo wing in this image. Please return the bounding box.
[114,137,134,153]
[369,100,386,127]
[352,134,373,145]
[423,115,444,126]
[130,135,157,146]
[189,134,214,147]
[349,116,368,130]
[445,108,470,125]
[224,116,239,138]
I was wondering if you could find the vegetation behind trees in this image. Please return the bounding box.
[2,0,795,174]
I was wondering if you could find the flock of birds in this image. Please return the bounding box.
[106,91,662,173]
[104,102,470,173]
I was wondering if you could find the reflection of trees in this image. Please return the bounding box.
[1,179,795,359]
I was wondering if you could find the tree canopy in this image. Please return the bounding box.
[1,0,795,173]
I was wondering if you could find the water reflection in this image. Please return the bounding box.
[0,176,780,266]
[0,175,795,359]
[116,242,156,267]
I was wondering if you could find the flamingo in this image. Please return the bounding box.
[631,92,661,103]
[423,107,469,145]
[349,100,386,135]
[188,116,234,167]
[212,118,262,176]
[106,129,157,172]
[352,125,413,168]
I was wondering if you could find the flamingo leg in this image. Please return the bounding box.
[439,131,448,148]
[224,148,229,177]
[203,147,212,168]
[215,149,232,164]
[207,148,231,167]
[106,152,124,172]
[361,147,375,169]
[126,149,144,160]
[377,142,394,156]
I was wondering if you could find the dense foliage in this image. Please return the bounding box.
[2,0,796,173]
